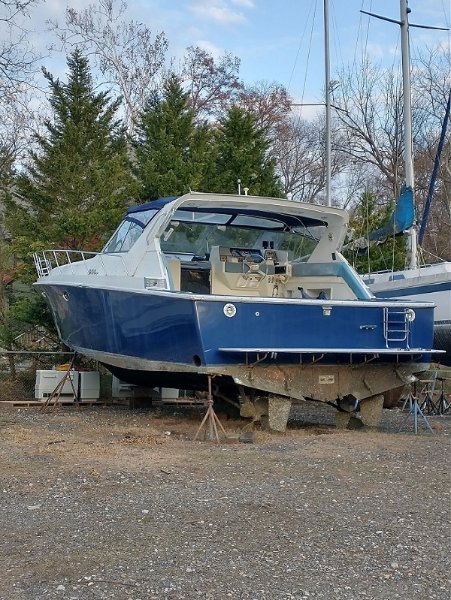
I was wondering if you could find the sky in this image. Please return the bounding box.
[23,0,451,119]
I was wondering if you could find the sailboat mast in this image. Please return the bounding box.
[324,0,332,207]
[400,0,414,191]
[358,1,447,268]
[400,0,418,269]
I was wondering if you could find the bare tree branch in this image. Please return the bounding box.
[236,81,291,132]
[273,113,345,204]
[0,1,43,164]
[332,58,406,200]
[0,0,41,92]
[0,0,37,23]
[48,0,168,133]
[181,45,242,119]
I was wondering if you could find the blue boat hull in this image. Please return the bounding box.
[39,284,434,366]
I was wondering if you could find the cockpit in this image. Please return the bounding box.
[101,199,371,301]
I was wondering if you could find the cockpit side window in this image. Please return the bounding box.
[103,209,158,253]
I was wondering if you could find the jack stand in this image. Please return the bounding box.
[399,389,433,434]
[435,377,451,415]
[420,389,437,415]
[194,376,228,443]
[401,387,415,412]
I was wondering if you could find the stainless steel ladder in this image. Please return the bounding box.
[383,307,413,348]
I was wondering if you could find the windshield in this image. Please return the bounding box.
[103,209,158,253]
[160,217,323,261]
[102,207,326,260]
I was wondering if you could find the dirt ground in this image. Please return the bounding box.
[0,401,450,600]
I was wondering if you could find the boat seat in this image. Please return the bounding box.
[289,262,364,300]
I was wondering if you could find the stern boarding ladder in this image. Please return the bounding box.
[383,307,415,349]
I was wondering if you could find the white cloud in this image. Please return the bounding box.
[231,0,255,7]
[194,39,223,60]
[189,1,248,25]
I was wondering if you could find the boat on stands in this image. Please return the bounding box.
[33,191,440,430]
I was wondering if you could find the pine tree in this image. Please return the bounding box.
[344,191,406,273]
[4,49,136,254]
[208,106,283,197]
[134,74,213,199]
[0,148,28,357]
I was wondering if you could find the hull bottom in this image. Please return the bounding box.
[103,353,426,430]
[75,345,429,405]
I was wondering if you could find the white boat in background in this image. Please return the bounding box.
[366,263,451,363]
[356,0,451,364]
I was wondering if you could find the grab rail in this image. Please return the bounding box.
[33,250,129,278]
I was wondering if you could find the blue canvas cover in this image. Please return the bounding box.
[366,185,415,243]
[350,185,415,251]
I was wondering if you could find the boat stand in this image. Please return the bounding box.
[399,387,433,434]
[194,375,228,442]
[419,387,438,415]
[435,377,451,415]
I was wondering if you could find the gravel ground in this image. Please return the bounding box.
[0,401,450,600]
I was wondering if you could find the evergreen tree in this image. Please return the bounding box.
[0,148,28,357]
[0,146,14,194]
[134,74,213,199]
[4,49,136,254]
[344,191,406,273]
[208,106,283,197]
